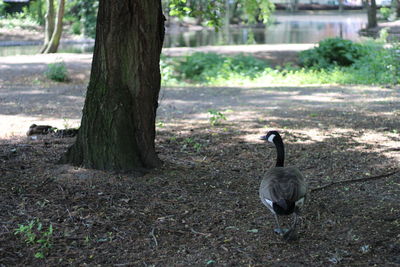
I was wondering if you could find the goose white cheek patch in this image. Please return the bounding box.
[267,134,276,143]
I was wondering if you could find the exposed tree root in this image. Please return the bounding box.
[311,169,399,192]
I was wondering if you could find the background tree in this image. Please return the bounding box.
[41,0,54,51]
[66,0,98,38]
[40,0,65,53]
[367,0,378,29]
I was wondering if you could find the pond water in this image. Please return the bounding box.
[0,11,368,56]
[165,11,368,47]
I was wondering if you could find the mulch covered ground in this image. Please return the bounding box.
[1,81,400,265]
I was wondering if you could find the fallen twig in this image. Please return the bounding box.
[190,228,212,237]
[149,227,158,248]
[311,169,399,192]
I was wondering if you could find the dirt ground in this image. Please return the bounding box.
[1,36,400,265]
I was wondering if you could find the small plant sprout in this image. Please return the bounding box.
[14,219,54,259]
[181,138,202,153]
[156,121,165,128]
[193,142,202,153]
[63,118,72,129]
[208,109,227,126]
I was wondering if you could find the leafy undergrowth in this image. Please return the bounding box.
[1,117,399,265]
[161,39,400,86]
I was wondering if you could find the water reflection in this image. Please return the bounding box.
[0,11,368,56]
[0,42,95,57]
[165,11,368,47]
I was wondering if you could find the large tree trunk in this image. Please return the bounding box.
[41,0,65,53]
[61,0,165,172]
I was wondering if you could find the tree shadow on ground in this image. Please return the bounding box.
[0,84,399,265]
[0,108,399,265]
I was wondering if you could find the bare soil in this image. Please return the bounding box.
[1,41,400,265]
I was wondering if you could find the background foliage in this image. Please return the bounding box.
[161,38,400,86]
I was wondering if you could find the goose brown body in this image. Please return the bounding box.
[260,166,307,213]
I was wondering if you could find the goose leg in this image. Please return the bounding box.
[283,212,298,240]
[273,214,285,235]
[290,212,298,231]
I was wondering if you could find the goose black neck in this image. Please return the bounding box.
[273,135,285,167]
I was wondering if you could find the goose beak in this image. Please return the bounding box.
[260,135,268,141]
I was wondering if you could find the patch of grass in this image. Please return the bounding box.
[45,62,69,82]
[161,39,400,86]
[14,219,54,259]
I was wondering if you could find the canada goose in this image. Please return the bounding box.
[259,131,307,238]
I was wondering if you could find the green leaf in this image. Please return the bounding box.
[34,252,45,259]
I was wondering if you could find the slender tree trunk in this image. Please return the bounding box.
[61,0,165,172]
[37,0,44,25]
[40,0,55,52]
[394,0,400,18]
[338,0,344,12]
[367,0,378,28]
[41,0,65,53]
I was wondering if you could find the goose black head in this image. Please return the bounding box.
[273,199,295,215]
[260,131,281,143]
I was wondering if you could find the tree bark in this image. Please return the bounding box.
[40,0,55,52]
[61,0,165,172]
[338,0,344,12]
[41,0,65,53]
[367,0,378,28]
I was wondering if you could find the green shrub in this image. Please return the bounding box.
[225,54,268,78]
[0,1,7,17]
[177,52,226,81]
[380,7,392,21]
[71,21,81,35]
[45,62,68,82]
[21,0,45,25]
[173,52,269,83]
[65,0,98,38]
[299,38,366,69]
[161,39,400,86]
[350,42,400,84]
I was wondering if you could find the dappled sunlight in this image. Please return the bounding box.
[290,92,346,103]
[353,131,400,161]
[2,50,400,266]
[0,53,93,65]
[0,114,80,139]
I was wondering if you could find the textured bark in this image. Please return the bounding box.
[41,0,55,52]
[61,0,164,172]
[367,0,378,29]
[41,0,65,54]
